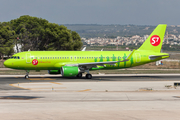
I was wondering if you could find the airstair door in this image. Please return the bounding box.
[26,53,31,63]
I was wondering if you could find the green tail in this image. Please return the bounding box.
[138,24,167,53]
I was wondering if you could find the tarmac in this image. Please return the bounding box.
[0,74,180,120]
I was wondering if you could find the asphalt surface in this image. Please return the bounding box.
[1,74,180,120]
[1,74,180,90]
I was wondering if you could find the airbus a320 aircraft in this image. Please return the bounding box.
[4,24,169,79]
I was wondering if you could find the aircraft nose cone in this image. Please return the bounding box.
[4,60,11,68]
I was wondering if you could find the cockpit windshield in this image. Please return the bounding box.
[10,56,20,59]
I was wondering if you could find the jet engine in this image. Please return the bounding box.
[61,66,80,77]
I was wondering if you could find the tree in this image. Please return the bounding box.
[0,22,15,59]
[10,15,82,51]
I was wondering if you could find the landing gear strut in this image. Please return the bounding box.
[25,70,29,79]
[76,73,83,78]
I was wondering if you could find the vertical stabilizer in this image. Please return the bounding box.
[138,24,167,53]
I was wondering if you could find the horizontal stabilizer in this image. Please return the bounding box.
[149,55,169,60]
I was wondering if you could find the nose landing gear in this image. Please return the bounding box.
[25,70,29,79]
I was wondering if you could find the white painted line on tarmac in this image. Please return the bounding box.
[0,74,180,78]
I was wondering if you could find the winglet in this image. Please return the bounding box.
[81,47,86,51]
[126,49,135,60]
[118,49,135,62]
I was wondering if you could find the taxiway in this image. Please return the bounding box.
[0,74,180,120]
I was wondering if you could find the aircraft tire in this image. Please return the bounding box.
[77,73,82,78]
[86,74,92,79]
[25,75,29,79]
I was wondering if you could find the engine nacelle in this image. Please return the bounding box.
[61,66,80,77]
[48,70,60,74]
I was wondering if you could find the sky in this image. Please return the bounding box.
[0,0,180,25]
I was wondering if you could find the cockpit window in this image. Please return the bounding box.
[10,56,20,59]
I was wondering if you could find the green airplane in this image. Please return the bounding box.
[4,24,169,79]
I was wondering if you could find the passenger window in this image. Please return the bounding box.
[31,57,33,59]
[60,57,61,59]
[58,57,59,59]
[18,56,20,59]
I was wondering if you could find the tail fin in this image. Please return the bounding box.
[138,24,167,53]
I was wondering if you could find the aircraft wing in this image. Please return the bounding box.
[62,49,135,69]
[78,49,135,67]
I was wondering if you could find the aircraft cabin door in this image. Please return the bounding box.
[135,53,141,63]
[26,53,31,63]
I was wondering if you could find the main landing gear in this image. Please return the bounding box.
[85,70,92,79]
[86,74,92,79]
[76,73,92,79]
[25,70,29,79]
[76,73,83,78]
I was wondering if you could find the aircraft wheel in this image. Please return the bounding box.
[25,75,29,79]
[77,73,82,78]
[86,74,92,79]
